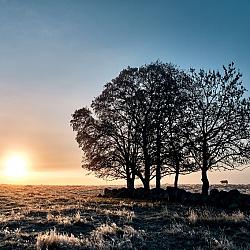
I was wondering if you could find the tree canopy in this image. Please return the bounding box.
[71,61,250,194]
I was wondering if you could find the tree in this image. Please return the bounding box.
[71,62,199,190]
[71,68,141,190]
[133,63,171,190]
[70,108,123,181]
[186,63,250,195]
[164,113,198,188]
[160,68,198,188]
[91,67,141,189]
[128,62,196,189]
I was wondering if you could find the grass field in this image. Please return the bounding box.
[0,184,249,249]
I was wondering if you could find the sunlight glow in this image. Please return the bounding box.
[4,154,28,178]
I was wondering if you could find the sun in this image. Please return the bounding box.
[4,155,28,178]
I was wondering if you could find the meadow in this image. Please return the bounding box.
[0,184,249,250]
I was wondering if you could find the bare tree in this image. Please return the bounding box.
[186,63,250,195]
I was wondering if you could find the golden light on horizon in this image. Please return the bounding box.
[4,154,28,178]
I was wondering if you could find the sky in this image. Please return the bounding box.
[0,0,250,185]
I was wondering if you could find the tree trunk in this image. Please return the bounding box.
[156,169,161,189]
[138,175,150,190]
[174,161,180,188]
[127,177,134,190]
[143,163,150,191]
[143,161,150,191]
[201,168,209,195]
[142,150,151,191]
[126,163,135,190]
[135,170,149,190]
[138,147,150,190]
[155,126,161,189]
[201,138,209,195]
[143,177,150,190]
[155,153,161,189]
[141,122,151,191]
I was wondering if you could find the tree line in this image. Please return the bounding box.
[70,62,250,195]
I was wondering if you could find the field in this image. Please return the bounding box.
[0,184,249,250]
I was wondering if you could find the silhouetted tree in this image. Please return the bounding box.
[71,62,200,191]
[91,67,141,190]
[71,68,141,190]
[70,108,122,181]
[186,63,250,195]
[127,62,196,190]
[161,68,198,188]
[133,63,170,190]
[164,114,197,188]
[136,63,197,189]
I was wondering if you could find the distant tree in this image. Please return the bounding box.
[186,63,250,195]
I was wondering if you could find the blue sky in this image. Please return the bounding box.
[0,0,249,184]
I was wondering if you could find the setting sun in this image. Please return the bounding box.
[4,155,28,178]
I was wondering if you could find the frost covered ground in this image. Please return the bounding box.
[0,184,249,249]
